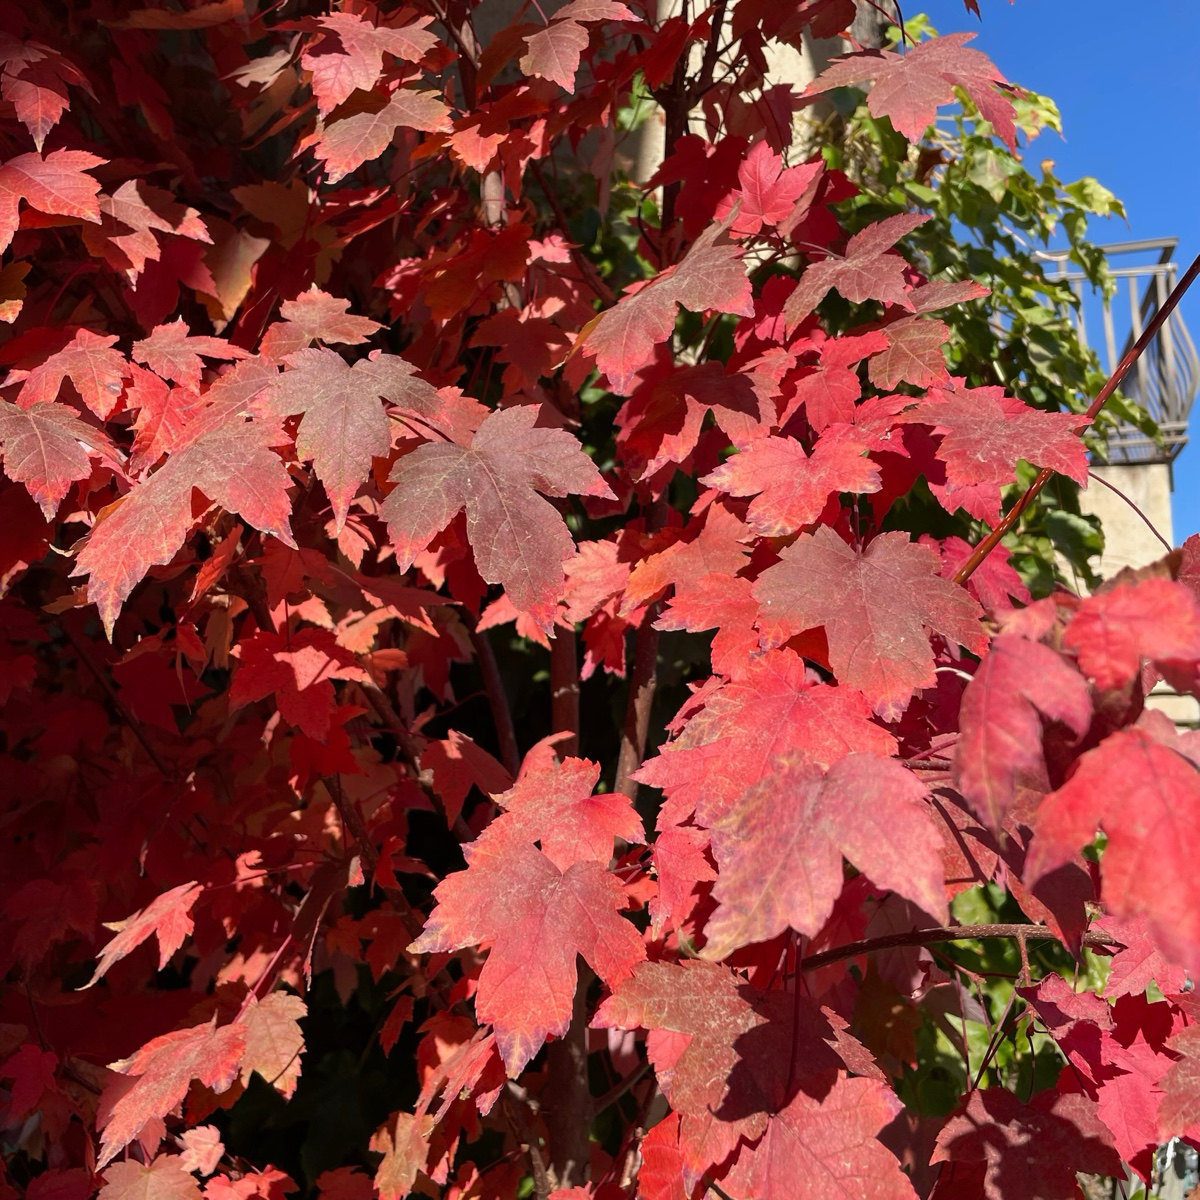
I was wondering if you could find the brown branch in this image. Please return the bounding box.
[468,620,522,776]
[549,625,580,758]
[614,604,661,798]
[954,251,1200,586]
[592,1060,650,1114]
[688,0,730,104]
[542,964,593,1188]
[799,923,1122,975]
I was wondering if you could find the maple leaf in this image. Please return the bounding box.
[702,428,881,537]
[124,366,200,474]
[73,418,296,637]
[0,399,104,519]
[931,1088,1121,1199]
[1063,578,1200,692]
[257,347,462,530]
[866,316,950,390]
[381,405,614,632]
[99,1020,246,1166]
[230,628,371,741]
[783,213,928,329]
[472,752,643,869]
[419,731,513,826]
[178,1127,225,1176]
[85,881,202,987]
[789,332,889,432]
[635,648,897,826]
[409,840,645,1075]
[259,289,384,362]
[581,225,754,394]
[300,12,439,115]
[239,993,306,1099]
[82,181,211,280]
[519,0,633,91]
[721,1076,914,1200]
[370,1113,434,1200]
[654,571,761,679]
[314,89,452,185]
[900,381,1087,495]
[1159,1024,1200,1136]
[714,142,823,236]
[702,751,947,959]
[11,328,127,419]
[0,36,89,151]
[809,32,1017,151]
[952,636,1091,832]
[131,319,249,390]
[0,148,104,253]
[753,527,985,720]
[1029,727,1200,975]
[99,1156,203,1200]
[1093,915,1188,1000]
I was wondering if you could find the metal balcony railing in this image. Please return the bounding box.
[1041,238,1199,464]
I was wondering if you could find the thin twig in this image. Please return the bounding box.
[592,1061,650,1114]
[1086,468,1173,553]
[954,252,1200,585]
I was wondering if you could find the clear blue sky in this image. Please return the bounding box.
[920,0,1200,539]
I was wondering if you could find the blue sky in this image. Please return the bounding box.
[919,0,1200,539]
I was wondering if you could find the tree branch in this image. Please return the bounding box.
[614,605,661,798]
[799,923,1122,975]
[468,620,522,777]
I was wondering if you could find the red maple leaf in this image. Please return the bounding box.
[85,881,202,987]
[722,1076,914,1200]
[810,32,1017,151]
[952,636,1091,832]
[702,427,881,537]
[82,181,210,281]
[867,316,950,390]
[702,751,947,959]
[1063,578,1200,693]
[783,213,928,329]
[98,1019,246,1166]
[0,399,105,518]
[259,289,384,362]
[123,366,201,474]
[409,840,645,1075]
[239,993,306,1100]
[931,1088,1121,1200]
[100,1156,202,1200]
[131,319,249,390]
[654,571,761,679]
[11,328,127,419]
[753,527,985,720]
[0,148,104,253]
[1159,1024,1200,1137]
[519,0,633,92]
[788,332,889,431]
[1092,915,1188,1000]
[714,141,823,236]
[419,731,513,826]
[1029,727,1200,975]
[472,751,643,869]
[381,405,614,632]
[635,648,897,826]
[581,225,754,393]
[73,416,295,637]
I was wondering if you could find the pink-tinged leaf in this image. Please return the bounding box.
[131,319,248,390]
[0,399,102,518]
[901,380,1087,489]
[370,1113,434,1200]
[1093,915,1188,1000]
[714,142,823,236]
[73,419,295,638]
[702,428,880,537]
[1064,578,1200,692]
[654,571,761,679]
[85,881,202,987]
[953,636,1091,832]
[409,841,645,1075]
[1029,727,1200,976]
[931,1088,1122,1199]
[753,527,985,720]
[635,648,897,827]
[788,332,889,432]
[1159,1024,1200,1136]
[926,533,1030,612]
[722,1076,914,1200]
[259,289,383,361]
[702,751,947,959]
[124,366,201,474]
[649,823,716,936]
[11,328,127,419]
[0,148,104,253]
[520,21,589,91]
[239,992,306,1099]
[178,1127,225,1177]
[82,180,211,280]
[301,12,439,115]
[313,90,452,184]
[98,1019,246,1166]
[867,316,950,390]
[381,405,614,632]
[582,225,754,393]
[419,731,514,827]
[99,1156,203,1200]
[810,32,1017,151]
[472,752,642,869]
[783,213,928,329]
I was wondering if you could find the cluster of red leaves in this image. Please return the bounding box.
[0,2,1198,1200]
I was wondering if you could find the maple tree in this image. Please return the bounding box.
[1,1,1199,1200]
